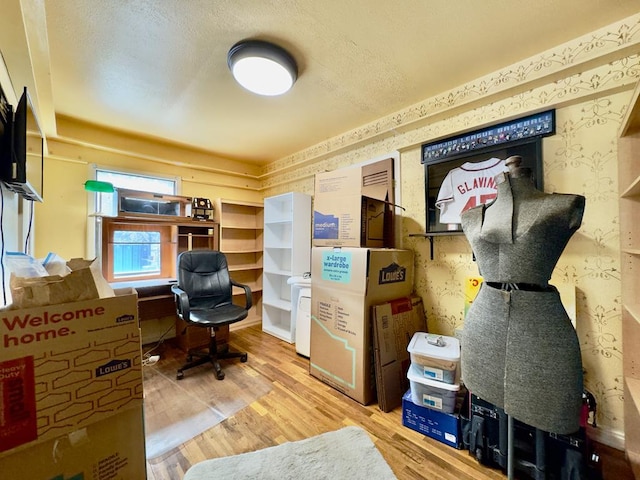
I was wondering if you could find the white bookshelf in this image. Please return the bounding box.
[262,192,311,343]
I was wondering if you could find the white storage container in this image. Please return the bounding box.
[407,367,460,413]
[407,332,460,384]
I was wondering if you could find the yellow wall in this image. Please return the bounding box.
[260,14,640,444]
[34,116,262,260]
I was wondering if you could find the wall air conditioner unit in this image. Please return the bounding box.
[117,189,193,220]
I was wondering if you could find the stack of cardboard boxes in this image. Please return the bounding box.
[309,158,416,406]
[0,264,146,478]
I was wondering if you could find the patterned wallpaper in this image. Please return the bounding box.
[261,14,640,441]
[401,93,628,434]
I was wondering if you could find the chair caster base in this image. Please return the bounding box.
[241,354,248,362]
[177,370,184,380]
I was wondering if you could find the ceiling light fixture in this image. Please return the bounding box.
[227,40,298,96]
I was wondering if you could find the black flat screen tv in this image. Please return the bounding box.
[0,86,44,202]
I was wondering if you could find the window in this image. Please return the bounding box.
[101,219,176,283]
[93,168,178,217]
[90,166,181,283]
[113,230,161,278]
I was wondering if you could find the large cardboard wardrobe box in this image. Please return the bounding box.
[310,247,414,405]
[0,288,146,479]
[313,158,395,248]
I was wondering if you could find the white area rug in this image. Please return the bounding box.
[183,426,397,480]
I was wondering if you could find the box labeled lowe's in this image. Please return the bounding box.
[310,247,414,405]
[313,158,395,248]
[0,405,146,479]
[0,288,142,454]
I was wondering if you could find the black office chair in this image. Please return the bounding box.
[171,249,251,380]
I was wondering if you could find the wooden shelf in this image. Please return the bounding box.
[624,304,640,326]
[233,283,262,294]
[628,377,640,411]
[621,176,640,198]
[626,377,640,476]
[228,263,262,272]
[215,199,264,329]
[619,79,640,477]
[220,248,263,253]
[620,78,640,137]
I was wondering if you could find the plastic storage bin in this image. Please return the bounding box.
[407,332,460,384]
[407,367,460,413]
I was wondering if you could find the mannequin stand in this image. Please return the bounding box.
[507,414,546,479]
[469,395,547,479]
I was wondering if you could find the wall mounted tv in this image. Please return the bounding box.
[0,86,44,202]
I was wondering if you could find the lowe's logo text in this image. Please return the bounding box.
[96,359,132,377]
[116,314,135,323]
[378,263,406,284]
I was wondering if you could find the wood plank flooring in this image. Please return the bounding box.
[144,325,634,480]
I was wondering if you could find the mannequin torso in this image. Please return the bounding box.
[463,171,585,285]
[460,157,585,434]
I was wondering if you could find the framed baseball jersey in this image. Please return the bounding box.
[422,138,545,234]
[435,157,507,225]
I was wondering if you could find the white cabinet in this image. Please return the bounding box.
[262,192,312,343]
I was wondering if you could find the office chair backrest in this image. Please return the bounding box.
[176,250,233,310]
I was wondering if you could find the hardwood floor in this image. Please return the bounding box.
[144,324,634,480]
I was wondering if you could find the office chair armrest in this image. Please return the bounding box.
[171,284,191,322]
[231,279,252,310]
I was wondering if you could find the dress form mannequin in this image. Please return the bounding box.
[460,156,585,434]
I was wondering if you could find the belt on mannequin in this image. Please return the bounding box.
[486,282,555,292]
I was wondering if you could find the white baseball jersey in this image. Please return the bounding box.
[436,157,507,224]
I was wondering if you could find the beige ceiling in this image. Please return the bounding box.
[2,1,639,165]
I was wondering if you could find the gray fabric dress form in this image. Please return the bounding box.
[460,156,585,434]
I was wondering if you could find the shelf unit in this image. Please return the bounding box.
[262,192,312,343]
[214,199,264,329]
[618,79,640,479]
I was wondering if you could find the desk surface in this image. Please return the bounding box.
[111,279,177,299]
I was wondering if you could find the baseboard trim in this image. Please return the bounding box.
[588,425,625,451]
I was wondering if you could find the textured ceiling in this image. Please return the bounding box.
[3,1,640,165]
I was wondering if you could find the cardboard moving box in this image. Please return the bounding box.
[310,247,414,405]
[313,158,395,248]
[0,288,142,454]
[373,295,427,412]
[0,405,146,479]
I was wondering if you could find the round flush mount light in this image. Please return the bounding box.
[227,40,298,96]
